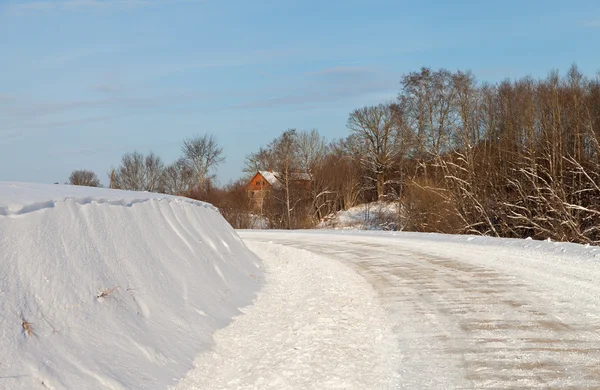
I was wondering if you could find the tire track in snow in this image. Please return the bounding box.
[173,241,399,390]
[242,232,600,389]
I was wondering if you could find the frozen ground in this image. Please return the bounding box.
[0,182,261,389]
[240,230,600,389]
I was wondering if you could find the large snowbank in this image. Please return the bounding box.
[0,182,262,389]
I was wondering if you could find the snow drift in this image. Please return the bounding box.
[319,201,400,231]
[0,182,262,390]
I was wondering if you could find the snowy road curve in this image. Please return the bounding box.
[175,240,399,390]
[239,231,600,389]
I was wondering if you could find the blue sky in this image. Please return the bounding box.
[1,0,599,185]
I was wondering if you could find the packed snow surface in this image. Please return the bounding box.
[174,241,399,389]
[0,182,262,389]
[240,230,600,389]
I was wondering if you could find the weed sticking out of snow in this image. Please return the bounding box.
[21,319,34,337]
[96,286,120,300]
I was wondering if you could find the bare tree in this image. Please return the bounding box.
[214,179,254,229]
[333,136,365,210]
[296,129,332,222]
[401,68,458,157]
[181,134,225,190]
[244,146,275,175]
[163,158,193,195]
[270,129,301,229]
[110,151,165,192]
[297,129,327,173]
[69,170,100,187]
[347,103,401,200]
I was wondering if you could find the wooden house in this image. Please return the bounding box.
[246,170,311,209]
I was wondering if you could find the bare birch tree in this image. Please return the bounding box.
[296,129,333,222]
[270,129,300,229]
[181,134,225,190]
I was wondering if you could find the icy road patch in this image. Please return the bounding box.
[241,230,600,389]
[174,241,399,390]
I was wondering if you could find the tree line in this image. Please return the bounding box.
[68,65,600,244]
[69,134,225,197]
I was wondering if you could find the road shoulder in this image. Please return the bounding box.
[173,240,399,390]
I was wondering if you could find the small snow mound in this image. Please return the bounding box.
[0,182,262,389]
[319,201,400,231]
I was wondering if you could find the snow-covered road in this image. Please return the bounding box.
[239,230,600,389]
[175,240,399,390]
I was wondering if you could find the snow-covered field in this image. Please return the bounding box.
[0,182,261,389]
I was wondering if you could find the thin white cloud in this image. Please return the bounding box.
[230,81,397,110]
[582,19,600,28]
[0,91,210,140]
[309,66,373,76]
[92,83,125,95]
[0,95,17,104]
[1,92,204,118]
[9,0,202,13]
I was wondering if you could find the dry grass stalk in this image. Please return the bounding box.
[97,286,120,299]
[22,319,34,337]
